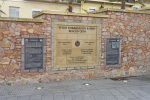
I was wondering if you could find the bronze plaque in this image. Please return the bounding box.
[106,39,119,65]
[25,38,43,69]
[54,22,100,68]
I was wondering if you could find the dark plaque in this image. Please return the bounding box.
[106,39,119,65]
[25,38,43,70]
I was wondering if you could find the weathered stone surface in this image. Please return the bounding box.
[137,56,142,60]
[123,57,127,62]
[14,64,20,69]
[0,75,4,78]
[11,23,16,28]
[0,57,10,64]
[137,49,142,53]
[102,32,110,35]
[22,29,26,31]
[2,38,11,45]
[129,67,135,75]
[3,31,9,35]
[0,69,3,74]
[9,27,14,34]
[28,29,34,33]
[15,28,21,32]
[15,32,20,35]
[0,48,4,56]
[10,43,15,49]
[3,69,12,77]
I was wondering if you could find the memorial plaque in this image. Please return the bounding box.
[106,39,119,65]
[25,38,43,70]
[54,22,100,68]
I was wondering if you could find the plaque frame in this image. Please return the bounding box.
[51,19,102,71]
[21,35,46,73]
[104,36,122,68]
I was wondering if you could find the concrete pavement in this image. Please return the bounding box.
[0,75,150,100]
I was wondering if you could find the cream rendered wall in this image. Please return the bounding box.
[0,1,81,18]
[81,2,132,13]
[81,2,134,13]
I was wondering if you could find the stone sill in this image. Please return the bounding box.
[90,8,150,15]
[0,17,44,22]
[33,10,109,18]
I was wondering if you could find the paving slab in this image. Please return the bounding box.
[0,75,150,100]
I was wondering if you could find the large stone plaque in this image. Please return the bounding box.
[106,39,119,65]
[25,38,43,70]
[54,22,100,68]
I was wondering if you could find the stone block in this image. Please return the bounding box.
[81,67,87,69]
[52,19,59,21]
[43,62,46,69]
[21,70,29,73]
[52,68,58,71]
[21,62,24,70]
[52,37,54,42]
[88,66,94,69]
[52,22,54,28]
[59,68,66,70]
[43,46,46,53]
[52,28,54,36]
[67,20,74,22]
[43,39,46,45]
[95,66,100,68]
[74,67,80,70]
[96,21,101,24]
[60,19,66,22]
[82,21,89,23]
[39,69,46,72]
[30,69,38,72]
[75,20,81,23]
[21,35,29,38]
[88,21,95,23]
[30,35,38,38]
[39,35,46,38]
[67,67,74,70]
[21,54,24,62]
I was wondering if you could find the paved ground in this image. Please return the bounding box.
[0,75,150,100]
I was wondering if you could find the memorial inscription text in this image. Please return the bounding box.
[106,39,119,65]
[25,38,43,70]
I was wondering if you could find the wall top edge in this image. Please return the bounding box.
[0,17,44,22]
[33,10,109,18]
[90,8,150,15]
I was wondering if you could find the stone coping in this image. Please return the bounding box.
[85,0,135,6]
[0,17,44,22]
[135,7,150,11]
[90,8,150,14]
[33,10,109,18]
[24,0,81,5]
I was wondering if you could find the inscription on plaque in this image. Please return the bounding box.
[25,38,43,70]
[106,39,119,65]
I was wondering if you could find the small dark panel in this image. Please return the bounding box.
[106,39,119,65]
[25,38,43,70]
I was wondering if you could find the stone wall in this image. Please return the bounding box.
[101,12,150,76]
[0,12,150,84]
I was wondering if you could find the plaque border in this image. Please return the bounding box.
[104,36,122,68]
[51,19,102,71]
[21,35,46,73]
